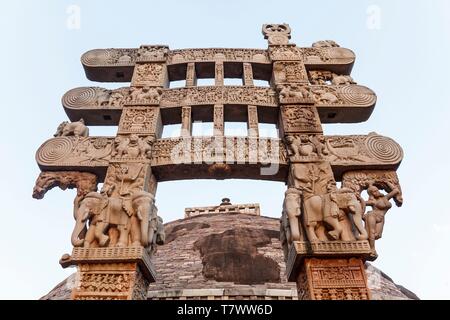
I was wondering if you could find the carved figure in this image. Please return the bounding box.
[331,73,356,86]
[112,135,150,159]
[279,85,311,101]
[302,192,343,242]
[112,136,130,158]
[131,191,156,247]
[282,188,303,244]
[71,190,160,249]
[71,192,110,247]
[312,40,340,48]
[310,135,329,157]
[96,89,112,106]
[54,119,89,137]
[314,89,340,104]
[364,185,402,258]
[136,87,161,101]
[285,135,327,160]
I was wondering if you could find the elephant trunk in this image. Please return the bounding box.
[71,208,88,247]
[140,207,150,247]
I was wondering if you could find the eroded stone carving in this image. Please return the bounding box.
[278,84,314,104]
[54,119,89,137]
[312,40,340,48]
[118,107,159,134]
[111,135,153,160]
[33,171,98,220]
[168,48,270,64]
[262,23,292,45]
[137,45,169,62]
[342,170,403,258]
[132,63,165,87]
[36,136,113,167]
[273,61,308,84]
[281,105,322,133]
[70,164,164,255]
[285,134,328,162]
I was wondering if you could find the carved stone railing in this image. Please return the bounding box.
[36,133,403,182]
[62,85,375,125]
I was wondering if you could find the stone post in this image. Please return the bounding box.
[264,24,373,300]
[62,45,169,300]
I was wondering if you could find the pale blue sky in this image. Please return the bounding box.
[1,0,449,299]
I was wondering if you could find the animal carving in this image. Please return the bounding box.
[331,73,356,86]
[54,119,89,137]
[312,40,340,48]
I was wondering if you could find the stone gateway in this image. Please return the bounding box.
[34,24,407,300]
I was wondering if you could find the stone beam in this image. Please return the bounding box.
[36,133,403,182]
[62,85,376,125]
[81,47,355,82]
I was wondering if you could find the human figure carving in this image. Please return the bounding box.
[54,119,89,137]
[364,185,402,258]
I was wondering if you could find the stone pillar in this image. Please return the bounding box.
[285,242,372,300]
[264,24,373,300]
[243,63,254,86]
[247,105,259,137]
[214,104,224,136]
[186,62,197,87]
[215,61,224,86]
[181,106,192,137]
[62,247,156,300]
[61,45,170,300]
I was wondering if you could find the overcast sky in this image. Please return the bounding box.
[1,0,449,299]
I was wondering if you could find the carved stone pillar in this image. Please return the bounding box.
[214,104,224,136]
[247,105,259,137]
[186,62,197,87]
[181,106,192,137]
[62,247,155,300]
[294,257,371,300]
[243,63,254,86]
[215,61,224,86]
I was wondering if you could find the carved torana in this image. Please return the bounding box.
[34,24,403,300]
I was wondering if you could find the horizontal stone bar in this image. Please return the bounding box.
[36,133,403,182]
[81,47,355,82]
[62,85,375,125]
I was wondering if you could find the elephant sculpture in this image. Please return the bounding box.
[303,192,343,242]
[334,191,368,241]
[71,190,159,249]
[54,119,89,138]
[131,191,156,247]
[331,74,356,86]
[302,189,368,242]
[282,188,303,244]
[71,191,110,247]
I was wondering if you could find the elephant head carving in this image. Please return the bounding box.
[71,191,107,247]
[131,191,156,247]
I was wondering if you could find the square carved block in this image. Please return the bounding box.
[118,107,161,135]
[297,258,371,300]
[280,105,323,134]
[131,62,168,87]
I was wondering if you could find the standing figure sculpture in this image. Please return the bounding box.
[364,185,402,258]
